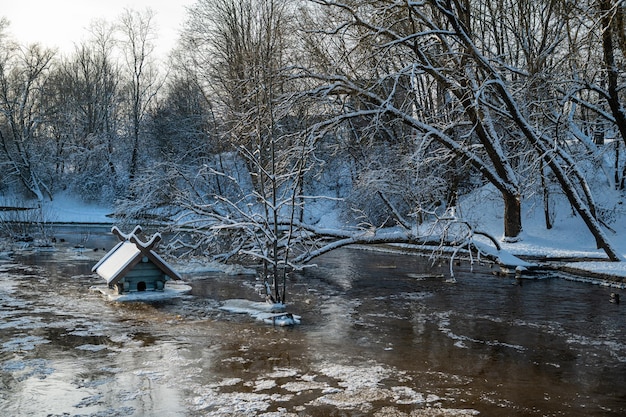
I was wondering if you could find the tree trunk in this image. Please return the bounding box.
[541,160,553,230]
[616,142,621,189]
[503,191,522,240]
[600,0,626,149]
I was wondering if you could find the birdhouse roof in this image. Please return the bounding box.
[92,226,182,286]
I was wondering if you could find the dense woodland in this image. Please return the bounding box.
[3,0,626,299]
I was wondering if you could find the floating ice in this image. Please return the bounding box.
[90,282,192,302]
[1,358,54,380]
[220,299,301,326]
[248,378,277,391]
[2,335,50,352]
[174,259,256,276]
[281,380,328,393]
[316,362,391,390]
[75,344,108,352]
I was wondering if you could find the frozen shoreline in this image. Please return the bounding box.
[3,191,626,287]
[2,230,626,290]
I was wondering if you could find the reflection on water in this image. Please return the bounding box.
[0,228,625,416]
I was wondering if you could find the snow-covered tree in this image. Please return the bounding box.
[302,0,622,261]
[117,8,162,184]
[0,42,56,202]
[175,0,307,302]
[46,25,123,202]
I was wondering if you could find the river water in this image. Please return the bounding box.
[0,227,624,416]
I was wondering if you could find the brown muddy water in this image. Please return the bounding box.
[0,226,625,416]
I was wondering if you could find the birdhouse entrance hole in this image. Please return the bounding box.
[137,281,147,292]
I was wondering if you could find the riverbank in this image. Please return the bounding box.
[3,192,626,287]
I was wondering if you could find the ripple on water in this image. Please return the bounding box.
[1,358,54,381]
[1,244,624,416]
[1,335,50,352]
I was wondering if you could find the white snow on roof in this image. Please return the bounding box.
[150,250,183,280]
[94,241,141,284]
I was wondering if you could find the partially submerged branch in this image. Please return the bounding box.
[173,197,519,280]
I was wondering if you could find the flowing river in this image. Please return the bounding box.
[0,226,624,416]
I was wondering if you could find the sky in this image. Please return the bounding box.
[2,0,196,58]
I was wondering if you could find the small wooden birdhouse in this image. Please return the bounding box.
[92,226,182,294]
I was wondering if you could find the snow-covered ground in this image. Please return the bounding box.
[8,189,626,281]
[0,192,113,224]
[41,192,114,224]
[459,186,626,281]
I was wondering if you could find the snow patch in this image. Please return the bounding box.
[563,261,626,278]
[90,282,191,301]
[76,344,109,352]
[220,299,301,326]
[40,191,114,223]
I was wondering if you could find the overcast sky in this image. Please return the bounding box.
[2,0,195,57]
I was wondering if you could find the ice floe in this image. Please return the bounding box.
[220,298,301,326]
[89,282,192,301]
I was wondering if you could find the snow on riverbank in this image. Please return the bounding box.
[459,186,626,282]
[0,192,113,224]
[7,189,626,282]
[41,193,114,223]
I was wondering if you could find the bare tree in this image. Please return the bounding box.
[553,1,626,190]
[433,0,621,260]
[45,22,123,202]
[598,0,626,153]
[117,8,162,183]
[177,0,318,303]
[0,42,56,201]
[303,0,524,239]
[297,0,622,260]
